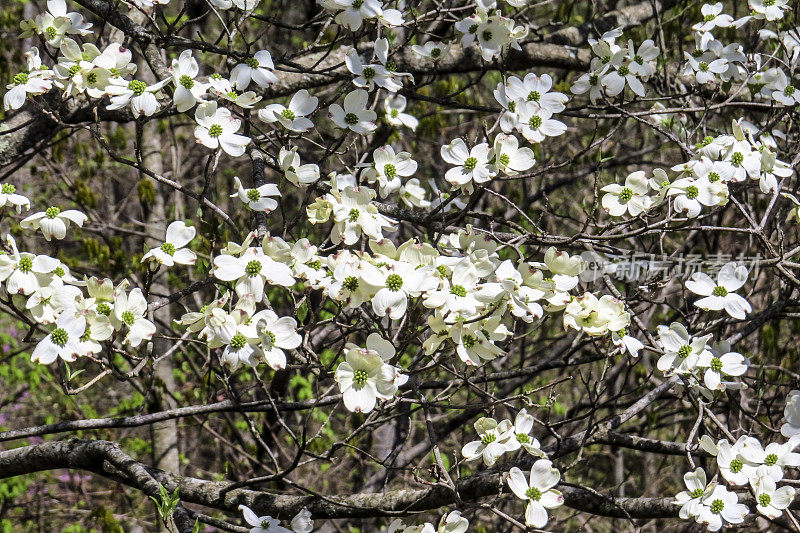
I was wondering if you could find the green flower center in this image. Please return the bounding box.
[245,57,260,69]
[210,73,222,80]
[390,109,399,118]
[708,172,720,182]
[46,206,61,219]
[463,334,475,349]
[353,368,368,386]
[764,0,775,5]
[362,67,376,80]
[704,13,716,22]
[712,286,728,296]
[710,499,724,514]
[698,61,709,72]
[281,108,295,120]
[128,80,146,95]
[96,302,111,316]
[618,187,633,203]
[589,74,599,85]
[685,185,699,199]
[386,273,403,291]
[263,330,276,344]
[80,326,91,342]
[68,65,80,76]
[1,183,16,194]
[677,345,692,358]
[730,458,743,473]
[528,115,543,129]
[481,30,492,41]
[618,65,629,76]
[179,74,194,89]
[307,260,321,270]
[121,310,135,326]
[348,208,360,222]
[463,157,478,171]
[498,153,510,166]
[86,72,97,84]
[383,164,396,179]
[45,26,57,39]
[245,260,262,276]
[786,86,796,96]
[710,357,722,372]
[343,276,359,291]
[226,90,239,99]
[430,48,442,58]
[436,265,448,276]
[208,124,223,138]
[160,242,176,256]
[51,328,68,347]
[13,72,29,85]
[634,54,644,64]
[690,488,704,498]
[480,433,496,445]
[765,453,778,466]
[759,493,772,506]
[507,101,516,112]
[527,90,541,102]
[516,433,530,444]
[702,136,713,146]
[450,284,467,297]
[385,60,397,72]
[247,189,261,202]
[230,333,246,349]
[525,487,542,501]
[344,112,359,126]
[601,55,611,64]
[53,267,64,277]
[731,152,743,167]
[468,23,478,34]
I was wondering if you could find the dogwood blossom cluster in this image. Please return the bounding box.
[570,27,660,102]
[0,190,199,362]
[675,429,800,530]
[600,119,792,221]
[7,0,800,530]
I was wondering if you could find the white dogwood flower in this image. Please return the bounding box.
[442,138,494,191]
[384,95,418,130]
[674,467,717,520]
[462,417,513,466]
[21,206,87,241]
[685,263,752,319]
[491,134,535,176]
[31,312,86,364]
[507,461,564,528]
[113,287,156,347]
[212,248,295,301]
[329,89,377,133]
[106,77,169,117]
[194,101,251,157]
[334,334,407,413]
[0,183,31,213]
[141,221,197,267]
[232,176,281,212]
[170,50,208,112]
[363,145,417,197]
[601,171,652,216]
[259,90,318,132]
[231,50,278,90]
